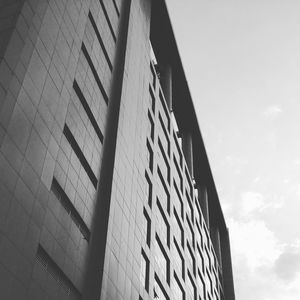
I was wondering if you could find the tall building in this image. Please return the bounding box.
[0,0,235,299]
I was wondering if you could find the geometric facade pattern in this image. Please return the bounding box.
[0,0,234,299]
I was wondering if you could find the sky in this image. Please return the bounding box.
[165,0,300,299]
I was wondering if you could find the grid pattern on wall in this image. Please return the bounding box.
[0,0,122,298]
[139,61,225,300]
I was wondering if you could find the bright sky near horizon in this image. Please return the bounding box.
[165,0,300,299]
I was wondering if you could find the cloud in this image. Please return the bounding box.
[228,218,282,271]
[241,191,265,216]
[263,105,282,118]
[274,251,300,282]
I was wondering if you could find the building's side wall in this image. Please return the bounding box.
[0,0,124,298]
[99,0,152,298]
[101,1,228,300]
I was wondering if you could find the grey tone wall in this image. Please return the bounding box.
[0,0,124,299]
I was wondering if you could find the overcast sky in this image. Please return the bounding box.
[165,0,300,299]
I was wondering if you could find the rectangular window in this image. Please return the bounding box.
[159,90,170,131]
[185,168,193,200]
[81,42,109,104]
[186,189,194,223]
[150,63,156,89]
[156,198,170,247]
[88,11,112,70]
[51,178,90,241]
[146,139,153,172]
[198,269,206,300]
[187,242,196,276]
[187,271,196,300]
[173,180,184,220]
[73,80,104,143]
[155,234,170,285]
[197,244,205,274]
[145,171,152,208]
[143,208,151,247]
[158,138,170,184]
[149,85,155,113]
[140,250,150,292]
[174,238,185,280]
[173,272,185,300]
[186,215,195,248]
[63,124,98,189]
[112,0,120,17]
[196,220,203,249]
[148,110,155,141]
[157,167,170,214]
[173,155,183,192]
[173,209,184,249]
[36,245,81,299]
[99,0,117,42]
[159,113,170,157]
[173,131,183,168]
[206,269,213,295]
[154,273,169,300]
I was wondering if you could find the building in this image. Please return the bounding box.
[0,0,235,299]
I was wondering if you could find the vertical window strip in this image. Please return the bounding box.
[112,0,120,17]
[99,0,117,42]
[51,177,90,241]
[73,80,104,144]
[81,42,109,104]
[36,245,81,299]
[88,11,113,71]
[63,124,98,189]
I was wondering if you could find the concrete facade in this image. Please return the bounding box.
[0,0,235,299]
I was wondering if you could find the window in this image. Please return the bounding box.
[148,110,155,141]
[187,242,196,276]
[187,271,196,300]
[173,155,183,192]
[149,85,156,113]
[155,234,170,285]
[154,274,169,300]
[63,124,98,189]
[81,42,109,104]
[88,11,112,70]
[156,198,170,247]
[157,167,170,214]
[36,245,81,299]
[140,250,150,292]
[99,0,117,41]
[174,238,185,280]
[159,90,170,131]
[173,209,184,249]
[51,177,90,241]
[173,272,185,300]
[145,171,153,207]
[143,208,151,247]
[73,80,104,143]
[173,180,184,220]
[198,269,206,300]
[158,138,170,184]
[146,139,153,172]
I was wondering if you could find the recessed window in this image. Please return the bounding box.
[145,171,153,208]
[143,208,151,247]
[156,198,170,247]
[155,234,170,285]
[146,139,154,172]
[51,177,90,241]
[140,250,150,292]
[36,245,81,299]
[173,272,185,300]
[148,110,155,141]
